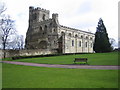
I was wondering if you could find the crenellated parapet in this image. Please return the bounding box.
[29,6,49,14]
[29,6,50,24]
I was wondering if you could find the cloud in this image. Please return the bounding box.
[1,0,119,46]
[77,1,93,14]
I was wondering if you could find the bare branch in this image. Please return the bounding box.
[6,34,24,50]
[0,2,6,15]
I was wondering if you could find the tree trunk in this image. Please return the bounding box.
[3,42,6,58]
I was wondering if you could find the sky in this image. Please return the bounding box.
[0,0,119,47]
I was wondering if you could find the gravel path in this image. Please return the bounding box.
[1,61,120,70]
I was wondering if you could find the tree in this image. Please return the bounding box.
[0,2,6,15]
[6,34,24,50]
[93,18,112,53]
[1,15,16,50]
[0,15,16,58]
[15,35,24,50]
[0,2,6,49]
[0,3,17,58]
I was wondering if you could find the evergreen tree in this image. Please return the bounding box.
[93,18,112,53]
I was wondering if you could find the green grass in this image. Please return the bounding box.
[2,63,118,88]
[0,63,2,89]
[10,52,118,65]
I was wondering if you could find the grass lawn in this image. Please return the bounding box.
[2,63,118,88]
[9,52,118,65]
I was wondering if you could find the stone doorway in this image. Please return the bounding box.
[58,36,63,53]
[58,32,65,53]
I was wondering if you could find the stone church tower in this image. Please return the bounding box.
[25,6,95,53]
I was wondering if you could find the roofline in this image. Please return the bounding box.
[60,25,95,35]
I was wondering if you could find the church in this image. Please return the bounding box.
[25,6,95,53]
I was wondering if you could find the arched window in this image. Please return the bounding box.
[85,42,87,47]
[75,34,78,38]
[53,29,56,33]
[91,43,92,47]
[72,40,74,46]
[61,32,65,36]
[44,25,47,34]
[33,13,37,20]
[49,23,52,27]
[81,35,83,39]
[86,36,88,39]
[79,41,81,47]
[90,37,92,40]
[54,41,56,45]
[39,26,42,31]
[42,14,45,20]
[68,33,71,37]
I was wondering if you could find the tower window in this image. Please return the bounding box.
[53,29,56,33]
[49,23,52,27]
[54,29,56,32]
[33,13,37,20]
[42,14,45,20]
[54,41,56,45]
[44,25,47,34]
[39,26,42,31]
[44,25,47,32]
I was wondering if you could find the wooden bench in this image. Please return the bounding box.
[74,58,88,64]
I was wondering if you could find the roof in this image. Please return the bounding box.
[60,25,95,35]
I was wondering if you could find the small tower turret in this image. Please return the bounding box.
[52,13,58,19]
[52,13,59,25]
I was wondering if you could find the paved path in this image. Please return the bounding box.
[1,61,120,70]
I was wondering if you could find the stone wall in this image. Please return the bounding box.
[0,50,3,59]
[19,49,57,56]
[0,49,57,58]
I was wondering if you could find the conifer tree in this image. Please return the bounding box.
[93,18,112,53]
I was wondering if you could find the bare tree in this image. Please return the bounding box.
[0,2,6,49]
[0,28,2,49]
[0,12,16,57]
[6,34,24,50]
[17,35,24,50]
[1,15,16,50]
[0,2,6,16]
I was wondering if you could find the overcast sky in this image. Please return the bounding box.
[0,0,119,47]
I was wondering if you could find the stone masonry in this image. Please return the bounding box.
[25,6,95,53]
